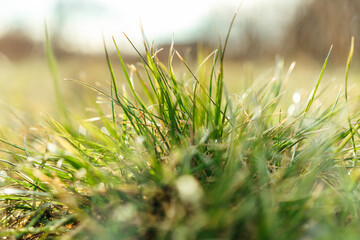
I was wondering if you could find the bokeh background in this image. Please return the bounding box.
[0,0,359,123]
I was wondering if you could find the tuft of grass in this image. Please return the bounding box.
[1,21,360,240]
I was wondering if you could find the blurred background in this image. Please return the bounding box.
[0,0,359,122]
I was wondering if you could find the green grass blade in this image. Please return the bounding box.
[44,25,70,125]
[345,37,355,101]
[304,45,333,114]
[111,80,116,124]
[345,37,356,165]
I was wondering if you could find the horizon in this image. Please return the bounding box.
[0,0,303,54]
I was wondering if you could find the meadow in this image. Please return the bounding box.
[1,20,360,240]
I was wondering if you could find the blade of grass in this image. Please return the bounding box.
[345,37,355,101]
[304,45,333,114]
[111,80,116,124]
[44,24,70,126]
[345,37,356,165]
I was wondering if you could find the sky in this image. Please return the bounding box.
[0,0,304,53]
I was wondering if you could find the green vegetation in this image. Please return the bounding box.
[1,19,360,240]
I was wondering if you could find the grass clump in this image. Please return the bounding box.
[1,21,360,239]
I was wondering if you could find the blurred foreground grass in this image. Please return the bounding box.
[0,31,360,240]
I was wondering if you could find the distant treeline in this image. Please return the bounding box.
[0,0,359,62]
[284,0,360,61]
[197,0,360,61]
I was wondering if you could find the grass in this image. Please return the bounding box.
[0,19,360,240]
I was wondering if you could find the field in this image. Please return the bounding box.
[1,25,360,240]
